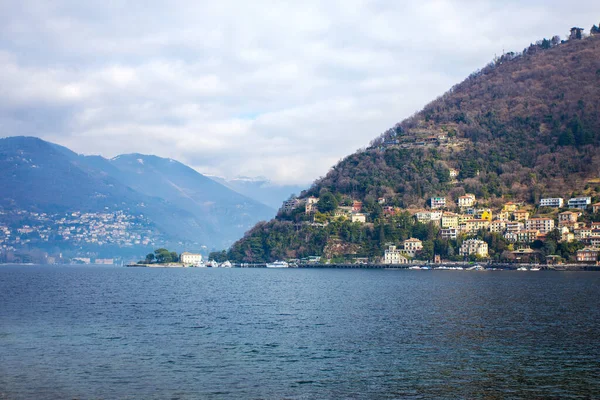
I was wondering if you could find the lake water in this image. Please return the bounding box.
[1,265,599,399]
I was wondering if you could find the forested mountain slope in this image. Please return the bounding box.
[228,26,600,263]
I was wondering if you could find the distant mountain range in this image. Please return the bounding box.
[0,136,275,254]
[209,176,305,210]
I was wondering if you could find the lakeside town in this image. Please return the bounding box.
[278,192,600,266]
[0,210,163,263]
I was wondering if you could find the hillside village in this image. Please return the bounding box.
[0,210,162,263]
[277,191,600,265]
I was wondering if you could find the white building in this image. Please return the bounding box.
[440,227,459,240]
[525,218,555,234]
[351,213,366,223]
[458,194,476,208]
[568,197,591,210]
[540,198,563,208]
[383,245,409,264]
[430,197,446,209]
[459,239,489,258]
[180,252,203,266]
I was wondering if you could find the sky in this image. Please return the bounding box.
[1,1,599,185]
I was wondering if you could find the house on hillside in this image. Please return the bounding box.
[460,239,488,258]
[558,211,580,225]
[513,210,529,221]
[351,213,366,223]
[540,198,564,208]
[592,202,600,214]
[525,218,554,234]
[430,197,446,209]
[305,196,319,214]
[403,238,423,257]
[458,194,476,208]
[568,197,591,210]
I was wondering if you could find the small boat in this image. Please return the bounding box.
[517,266,528,271]
[408,266,421,270]
[266,260,289,268]
[220,261,232,268]
[530,267,541,271]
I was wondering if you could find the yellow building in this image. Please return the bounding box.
[441,212,459,228]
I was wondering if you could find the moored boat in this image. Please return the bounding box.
[266,260,289,268]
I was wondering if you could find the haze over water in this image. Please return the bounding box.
[1,266,599,399]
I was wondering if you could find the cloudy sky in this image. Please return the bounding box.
[1,1,599,185]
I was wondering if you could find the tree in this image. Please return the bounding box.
[317,192,338,213]
[154,248,172,263]
[145,253,155,263]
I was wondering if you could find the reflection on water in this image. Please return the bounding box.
[1,266,599,399]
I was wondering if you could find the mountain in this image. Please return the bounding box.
[227,26,600,263]
[210,176,305,210]
[0,137,273,255]
[108,154,274,247]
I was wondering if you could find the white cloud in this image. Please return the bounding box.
[1,0,599,184]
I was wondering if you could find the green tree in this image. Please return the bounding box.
[318,192,339,213]
[145,253,155,263]
[154,248,172,263]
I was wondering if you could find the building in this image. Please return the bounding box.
[540,198,564,208]
[576,247,599,263]
[430,197,446,209]
[475,208,493,221]
[305,196,319,214]
[351,213,366,223]
[517,230,539,243]
[513,210,529,221]
[180,252,203,266]
[489,220,507,233]
[415,210,443,223]
[504,232,518,243]
[449,168,459,179]
[440,227,459,240]
[403,238,423,257]
[465,219,490,234]
[441,212,459,228]
[280,198,301,213]
[574,227,593,240]
[503,202,519,212]
[593,202,600,214]
[459,239,489,258]
[383,245,409,264]
[525,218,554,234]
[352,201,363,213]
[558,211,580,225]
[95,258,114,265]
[568,197,591,210]
[458,194,476,208]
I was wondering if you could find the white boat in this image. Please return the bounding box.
[466,264,484,270]
[408,266,421,270]
[220,261,232,268]
[517,266,528,271]
[266,260,289,268]
[206,260,219,268]
[530,267,541,271]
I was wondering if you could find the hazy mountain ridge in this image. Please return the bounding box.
[209,175,305,210]
[0,137,273,253]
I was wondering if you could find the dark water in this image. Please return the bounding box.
[1,266,599,399]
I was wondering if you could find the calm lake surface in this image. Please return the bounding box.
[1,265,599,399]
